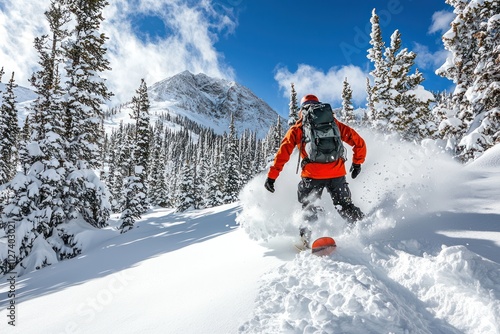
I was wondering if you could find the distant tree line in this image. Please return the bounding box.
[103,90,284,229]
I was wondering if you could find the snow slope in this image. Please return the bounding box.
[1,131,500,333]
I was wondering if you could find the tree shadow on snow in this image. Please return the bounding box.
[1,204,240,305]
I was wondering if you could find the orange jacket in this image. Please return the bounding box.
[267,119,366,180]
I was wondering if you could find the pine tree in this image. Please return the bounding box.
[205,139,224,207]
[130,79,150,213]
[385,30,434,141]
[223,114,241,204]
[0,173,57,276]
[1,0,71,271]
[0,72,20,184]
[194,133,210,209]
[118,130,143,232]
[109,122,126,211]
[156,128,171,207]
[147,121,166,207]
[176,159,195,212]
[434,92,464,151]
[455,0,500,159]
[341,77,355,124]
[364,77,373,127]
[118,174,142,233]
[288,83,299,126]
[20,114,31,145]
[367,9,390,130]
[29,0,70,236]
[272,116,284,151]
[64,0,112,228]
[368,13,434,140]
[0,66,4,82]
[436,0,478,157]
[239,130,254,187]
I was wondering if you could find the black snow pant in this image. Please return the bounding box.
[297,176,364,224]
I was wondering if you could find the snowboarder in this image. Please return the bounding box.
[264,94,367,248]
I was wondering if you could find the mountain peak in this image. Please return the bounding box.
[148,71,282,138]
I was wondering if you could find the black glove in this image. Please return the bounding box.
[264,177,275,193]
[350,163,361,179]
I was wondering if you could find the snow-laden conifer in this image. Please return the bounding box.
[288,83,299,126]
[223,114,241,204]
[367,9,389,129]
[176,159,195,212]
[457,0,499,160]
[130,79,150,213]
[0,72,20,184]
[340,77,355,125]
[64,0,112,228]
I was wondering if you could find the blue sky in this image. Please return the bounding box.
[212,0,454,115]
[0,0,455,118]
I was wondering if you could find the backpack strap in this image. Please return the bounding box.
[295,118,304,174]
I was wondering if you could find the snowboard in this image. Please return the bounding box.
[295,237,336,256]
[311,237,336,256]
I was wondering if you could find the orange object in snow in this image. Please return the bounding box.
[311,237,336,256]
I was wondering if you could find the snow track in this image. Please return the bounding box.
[240,235,500,334]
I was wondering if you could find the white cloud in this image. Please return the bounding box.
[413,43,450,71]
[274,64,369,107]
[429,10,455,35]
[0,0,237,104]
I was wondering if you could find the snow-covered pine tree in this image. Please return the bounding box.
[118,130,143,232]
[456,0,500,160]
[0,172,59,276]
[272,116,284,151]
[367,13,434,141]
[106,139,118,208]
[147,120,166,207]
[433,92,464,151]
[384,30,434,141]
[262,117,283,166]
[163,126,179,208]
[64,0,112,228]
[222,114,241,204]
[0,66,4,82]
[26,0,73,261]
[176,158,195,212]
[19,115,31,148]
[109,121,126,212]
[158,126,173,207]
[288,83,299,126]
[193,139,205,209]
[341,77,355,124]
[130,79,150,213]
[205,138,224,208]
[0,72,20,184]
[1,0,73,272]
[363,77,373,127]
[248,131,264,174]
[239,129,254,187]
[118,172,142,233]
[367,9,390,130]
[436,0,478,158]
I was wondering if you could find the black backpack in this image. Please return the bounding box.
[299,103,345,167]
